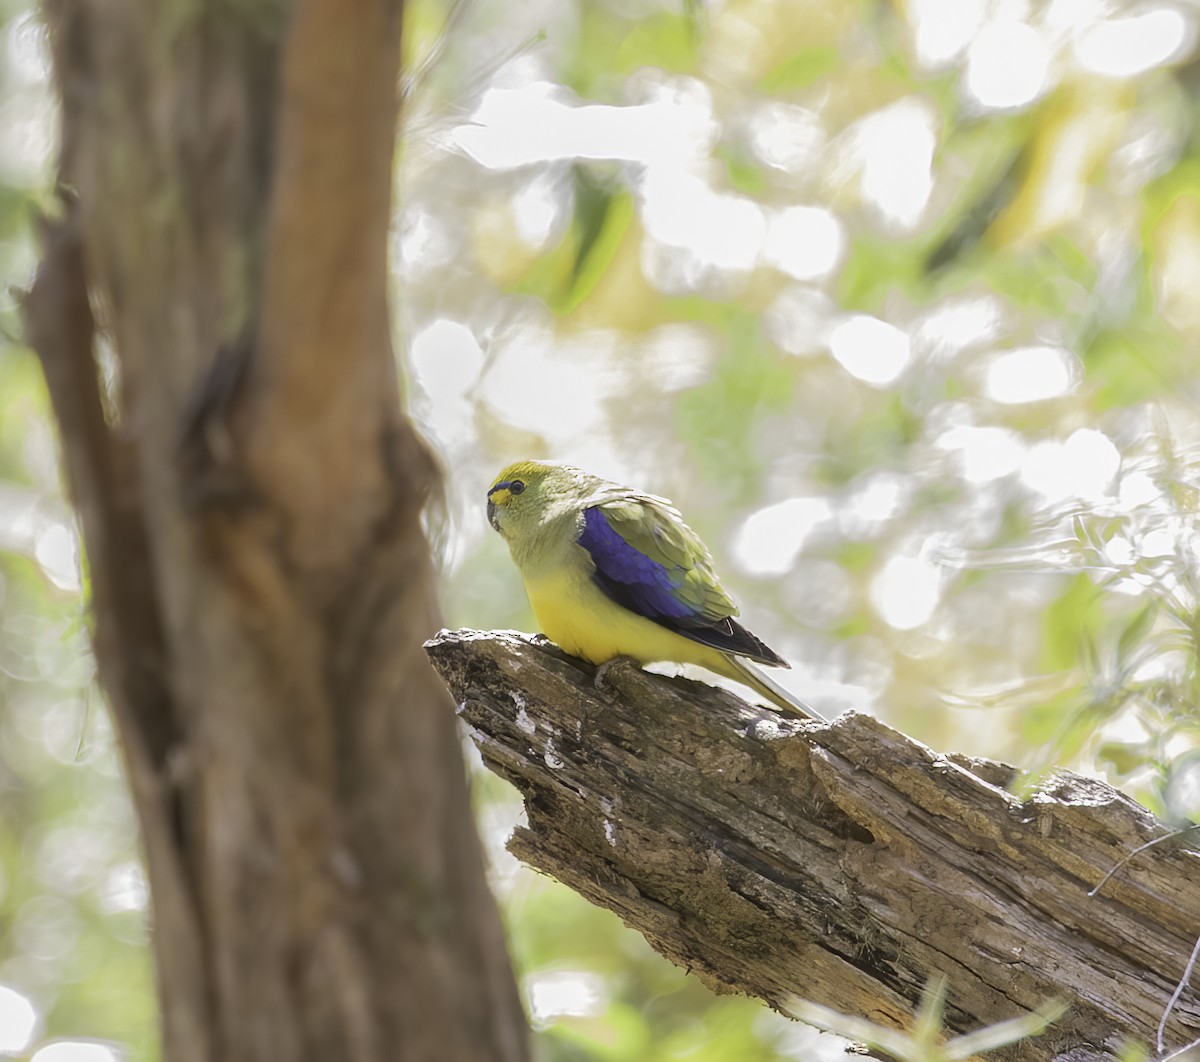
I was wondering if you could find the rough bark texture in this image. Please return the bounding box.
[22,2,528,1060]
[426,628,1200,1062]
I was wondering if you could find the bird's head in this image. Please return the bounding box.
[486,460,583,543]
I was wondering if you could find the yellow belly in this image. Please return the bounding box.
[524,565,734,676]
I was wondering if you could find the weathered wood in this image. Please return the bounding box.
[426,628,1200,1062]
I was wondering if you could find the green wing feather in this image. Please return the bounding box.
[594,493,741,622]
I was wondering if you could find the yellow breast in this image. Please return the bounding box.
[523,564,730,674]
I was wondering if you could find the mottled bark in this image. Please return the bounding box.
[22,1,528,1059]
[427,628,1200,1062]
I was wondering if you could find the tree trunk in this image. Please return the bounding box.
[22,2,529,1060]
[426,628,1200,1062]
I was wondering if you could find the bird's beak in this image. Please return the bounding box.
[487,498,499,532]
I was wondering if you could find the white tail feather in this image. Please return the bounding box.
[727,657,826,721]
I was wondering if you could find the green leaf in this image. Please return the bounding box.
[1097,742,1150,777]
[1041,575,1103,675]
[1117,601,1158,667]
[516,168,634,315]
[718,143,768,197]
[760,47,839,93]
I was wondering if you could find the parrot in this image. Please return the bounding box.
[486,460,824,721]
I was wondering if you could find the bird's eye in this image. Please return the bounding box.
[509,480,526,495]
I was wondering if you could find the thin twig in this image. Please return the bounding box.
[1159,932,1200,1057]
[400,0,476,102]
[1089,824,1200,897]
[1161,1034,1200,1061]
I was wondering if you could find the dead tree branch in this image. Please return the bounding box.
[427,628,1200,1062]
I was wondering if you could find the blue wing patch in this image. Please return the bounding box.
[577,506,786,664]
[578,506,694,620]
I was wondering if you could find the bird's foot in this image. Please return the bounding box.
[593,655,641,694]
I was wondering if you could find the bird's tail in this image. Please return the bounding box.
[727,657,826,722]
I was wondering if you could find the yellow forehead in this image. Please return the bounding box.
[489,460,552,492]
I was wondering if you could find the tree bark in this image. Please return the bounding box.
[22,2,528,1060]
[426,628,1200,1062]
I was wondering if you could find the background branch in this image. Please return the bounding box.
[22,0,529,1056]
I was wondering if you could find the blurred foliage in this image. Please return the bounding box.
[791,976,1068,1061]
[4,0,1200,1060]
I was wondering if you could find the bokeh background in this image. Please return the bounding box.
[3,0,1200,1058]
